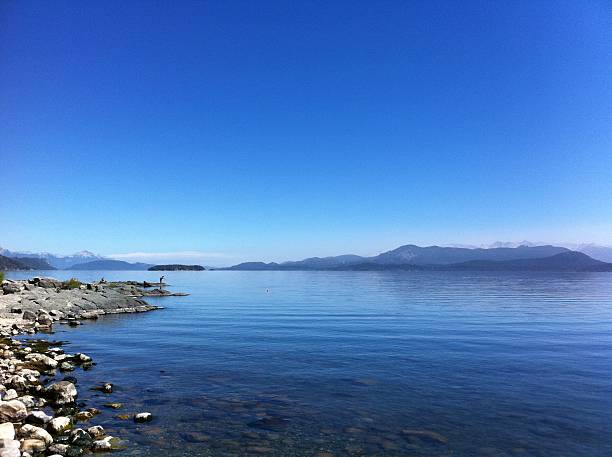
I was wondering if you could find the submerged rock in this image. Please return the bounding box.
[91,436,117,452]
[133,412,152,423]
[86,425,104,439]
[401,428,448,444]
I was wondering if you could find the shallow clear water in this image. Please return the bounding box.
[6,270,612,456]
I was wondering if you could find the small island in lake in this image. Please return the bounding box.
[148,264,206,271]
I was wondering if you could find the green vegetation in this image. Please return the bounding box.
[62,277,82,289]
[0,271,4,282]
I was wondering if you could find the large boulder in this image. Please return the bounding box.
[0,438,20,457]
[0,401,27,422]
[32,278,62,289]
[48,416,71,434]
[27,410,53,425]
[0,423,15,441]
[46,382,77,405]
[20,438,47,453]
[18,424,53,445]
[22,310,37,321]
[1,282,21,295]
[25,353,58,369]
[69,428,92,448]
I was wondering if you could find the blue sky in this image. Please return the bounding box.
[1,0,611,265]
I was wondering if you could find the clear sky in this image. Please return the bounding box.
[1,0,611,265]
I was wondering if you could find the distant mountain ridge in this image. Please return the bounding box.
[67,260,153,271]
[0,254,31,271]
[0,247,104,269]
[12,257,56,270]
[223,244,612,272]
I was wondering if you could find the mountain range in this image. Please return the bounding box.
[222,244,612,272]
[0,248,104,269]
[1,242,612,272]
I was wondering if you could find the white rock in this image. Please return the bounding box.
[47,443,68,455]
[92,435,115,451]
[20,438,46,453]
[133,412,152,422]
[27,410,52,425]
[48,416,71,434]
[87,425,104,439]
[0,438,21,457]
[24,353,58,369]
[0,422,15,440]
[0,400,27,422]
[19,424,53,445]
[2,390,17,401]
[46,382,77,405]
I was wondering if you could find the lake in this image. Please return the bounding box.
[5,270,612,456]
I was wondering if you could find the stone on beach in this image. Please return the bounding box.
[0,423,15,441]
[0,401,27,422]
[46,381,77,405]
[0,278,173,456]
[0,438,21,457]
[69,428,93,448]
[25,353,58,369]
[20,438,47,453]
[27,410,53,425]
[18,424,53,445]
[48,417,71,434]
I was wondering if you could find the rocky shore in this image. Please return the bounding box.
[0,277,166,456]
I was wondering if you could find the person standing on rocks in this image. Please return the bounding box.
[159,276,165,290]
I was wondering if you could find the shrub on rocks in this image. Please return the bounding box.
[62,278,82,290]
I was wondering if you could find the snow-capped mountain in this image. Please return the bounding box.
[0,247,106,269]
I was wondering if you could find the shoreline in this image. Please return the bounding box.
[0,277,169,456]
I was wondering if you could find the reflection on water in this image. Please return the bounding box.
[7,270,612,456]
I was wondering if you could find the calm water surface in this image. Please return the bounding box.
[6,270,612,456]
